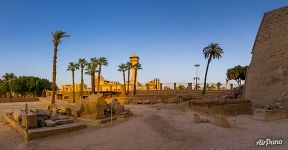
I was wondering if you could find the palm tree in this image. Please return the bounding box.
[78,58,87,99]
[67,62,79,103]
[132,63,142,96]
[51,31,69,105]
[117,63,127,94]
[96,57,108,94]
[126,62,132,95]
[85,58,98,94]
[202,43,224,94]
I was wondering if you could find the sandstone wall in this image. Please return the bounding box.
[0,97,39,103]
[245,6,288,106]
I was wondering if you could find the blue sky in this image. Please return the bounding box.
[0,0,287,86]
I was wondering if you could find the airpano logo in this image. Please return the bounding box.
[256,138,283,146]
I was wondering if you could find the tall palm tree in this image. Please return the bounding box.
[96,57,108,94]
[85,58,98,94]
[51,31,69,105]
[126,62,132,95]
[202,43,224,94]
[67,62,79,103]
[132,63,142,96]
[117,63,127,94]
[78,58,87,99]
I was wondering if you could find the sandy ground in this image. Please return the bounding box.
[0,102,288,150]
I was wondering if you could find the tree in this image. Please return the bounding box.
[178,85,186,90]
[9,77,26,97]
[78,58,87,99]
[96,57,108,94]
[67,62,79,103]
[226,65,247,86]
[0,79,5,97]
[132,63,142,96]
[85,58,98,94]
[117,63,127,94]
[8,76,52,97]
[2,73,17,97]
[38,78,52,96]
[202,43,224,94]
[125,62,132,95]
[51,31,69,106]
[216,82,222,90]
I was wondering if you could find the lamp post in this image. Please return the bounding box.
[194,64,200,90]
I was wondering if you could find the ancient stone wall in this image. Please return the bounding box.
[0,97,39,103]
[245,6,288,106]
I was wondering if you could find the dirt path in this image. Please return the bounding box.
[0,102,287,150]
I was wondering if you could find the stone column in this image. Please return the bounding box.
[187,83,192,90]
[160,83,163,91]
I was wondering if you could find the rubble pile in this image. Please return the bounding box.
[7,108,76,129]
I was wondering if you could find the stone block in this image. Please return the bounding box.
[79,94,106,119]
[22,112,38,129]
[35,109,49,120]
[13,110,24,123]
[214,115,230,128]
[35,109,49,116]
[55,119,74,125]
[44,120,57,127]
[253,108,287,121]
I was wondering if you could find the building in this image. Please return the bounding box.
[145,79,161,90]
[95,76,121,92]
[47,54,162,101]
[46,84,91,102]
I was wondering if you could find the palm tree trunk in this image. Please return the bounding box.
[202,56,212,94]
[72,71,75,103]
[91,73,95,94]
[51,45,58,104]
[80,67,84,99]
[90,74,93,94]
[127,70,130,95]
[97,65,102,94]
[133,70,137,96]
[122,71,126,94]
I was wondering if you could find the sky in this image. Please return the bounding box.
[0,0,287,87]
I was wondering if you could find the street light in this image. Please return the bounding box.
[194,64,200,90]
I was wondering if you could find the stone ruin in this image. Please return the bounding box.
[69,94,131,119]
[244,6,288,121]
[7,104,76,129]
[245,6,288,107]
[4,94,132,141]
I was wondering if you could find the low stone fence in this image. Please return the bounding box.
[126,90,232,104]
[188,99,252,115]
[0,98,39,103]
